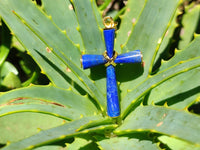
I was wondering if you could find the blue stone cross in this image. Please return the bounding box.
[81,17,143,117]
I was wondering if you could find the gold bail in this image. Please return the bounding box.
[103,16,117,29]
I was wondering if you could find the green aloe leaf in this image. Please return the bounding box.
[122,56,200,118]
[97,137,159,150]
[117,0,181,98]
[92,0,104,29]
[0,112,65,143]
[0,104,80,121]
[72,0,108,99]
[11,36,25,52]
[0,0,73,90]
[152,8,181,70]
[148,35,200,109]
[21,71,39,87]
[178,3,200,49]
[1,72,21,89]
[67,138,98,150]
[0,85,98,118]
[160,35,200,70]
[72,0,105,54]
[10,1,81,65]
[33,145,66,150]
[42,0,83,50]
[115,105,200,145]
[158,135,200,150]
[115,0,146,52]
[0,61,18,78]
[0,0,199,149]
[99,0,112,11]
[0,21,11,66]
[0,0,106,112]
[1,116,113,150]
[0,85,99,143]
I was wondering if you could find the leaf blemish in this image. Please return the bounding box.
[132,18,136,24]
[165,30,169,37]
[68,4,73,10]
[162,113,167,119]
[46,47,51,53]
[32,19,39,25]
[142,61,145,67]
[66,67,71,72]
[128,30,131,37]
[0,97,27,107]
[51,102,65,107]
[180,28,184,36]
[156,121,163,127]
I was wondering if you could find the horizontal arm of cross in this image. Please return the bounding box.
[81,50,143,70]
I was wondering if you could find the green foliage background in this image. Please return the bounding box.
[0,0,200,149]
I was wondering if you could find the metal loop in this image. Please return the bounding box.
[103,16,117,29]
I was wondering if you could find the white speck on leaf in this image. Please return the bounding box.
[132,18,136,24]
[68,4,73,10]
[128,30,131,37]
[165,30,169,37]
[157,38,162,44]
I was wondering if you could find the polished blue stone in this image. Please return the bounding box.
[81,27,143,118]
[81,54,107,69]
[103,29,115,58]
[115,50,142,64]
[106,65,120,117]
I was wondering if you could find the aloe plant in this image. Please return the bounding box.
[0,20,43,90]
[0,0,199,149]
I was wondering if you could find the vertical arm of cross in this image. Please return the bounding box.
[104,28,120,117]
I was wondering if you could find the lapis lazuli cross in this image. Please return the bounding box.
[81,17,143,117]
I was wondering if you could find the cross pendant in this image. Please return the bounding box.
[81,17,143,117]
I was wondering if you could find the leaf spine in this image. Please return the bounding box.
[136,129,143,132]
[32,0,37,5]
[62,30,67,34]
[47,15,52,20]
[164,102,168,107]
[27,145,35,149]
[6,141,11,146]
[80,114,84,118]
[194,33,200,38]
[76,26,80,32]
[75,44,80,49]
[127,89,131,92]
[67,87,72,91]
[37,128,42,132]
[40,69,45,74]
[82,129,89,133]
[78,77,83,82]
[59,135,67,139]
